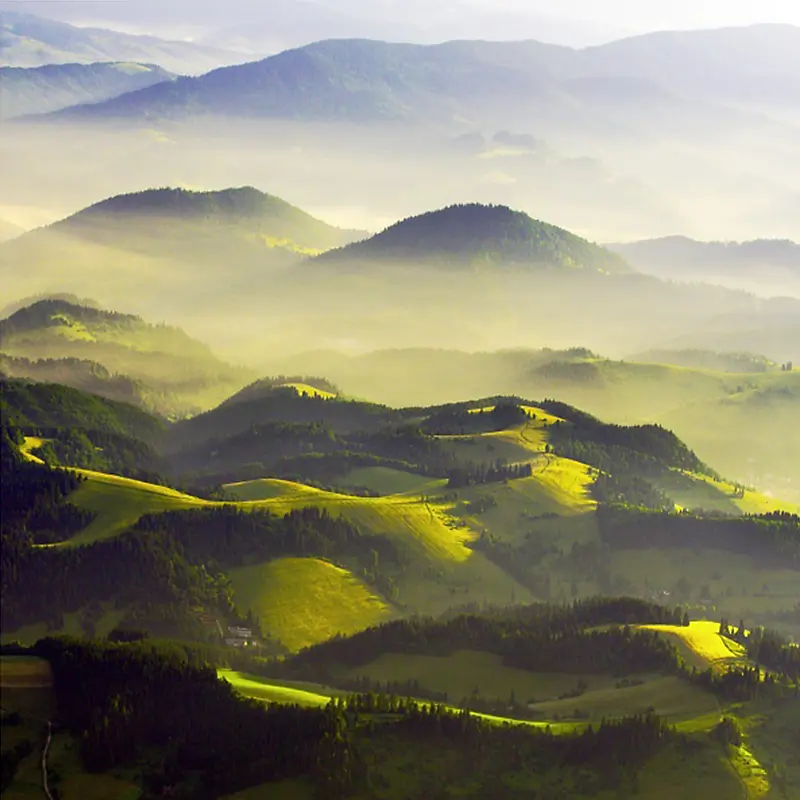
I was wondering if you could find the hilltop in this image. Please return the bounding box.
[0,298,254,416]
[54,186,367,253]
[315,204,631,273]
[0,188,368,313]
[0,62,175,120]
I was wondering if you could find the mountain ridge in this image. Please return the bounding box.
[0,61,175,120]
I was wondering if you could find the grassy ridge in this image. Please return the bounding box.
[65,468,212,545]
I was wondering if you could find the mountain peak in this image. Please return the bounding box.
[317,203,631,274]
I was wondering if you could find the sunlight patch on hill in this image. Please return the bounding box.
[636,621,747,671]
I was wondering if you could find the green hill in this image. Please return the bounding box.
[1,378,164,444]
[0,298,254,416]
[316,203,631,273]
[52,186,367,255]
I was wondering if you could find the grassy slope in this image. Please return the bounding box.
[65,468,212,545]
[339,466,442,495]
[229,557,393,652]
[340,650,618,703]
[636,621,748,672]
[225,478,535,614]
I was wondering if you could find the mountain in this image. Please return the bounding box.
[609,236,800,282]
[0,62,174,120]
[579,25,800,118]
[0,11,258,74]
[37,29,800,132]
[0,187,368,315]
[51,186,367,253]
[316,203,632,273]
[0,298,254,416]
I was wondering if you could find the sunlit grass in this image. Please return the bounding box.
[229,557,392,652]
[636,621,747,671]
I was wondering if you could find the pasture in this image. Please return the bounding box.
[218,670,340,708]
[339,466,443,496]
[229,557,393,652]
[636,621,747,671]
[339,649,617,704]
[529,676,720,727]
[64,468,212,545]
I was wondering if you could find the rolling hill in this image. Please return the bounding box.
[5,377,798,648]
[0,10,257,74]
[0,62,175,120]
[0,187,369,316]
[315,203,632,273]
[0,298,254,416]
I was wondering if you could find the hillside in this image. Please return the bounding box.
[0,188,369,317]
[315,203,631,273]
[52,186,367,253]
[268,347,800,502]
[1,378,164,444]
[5,628,797,800]
[0,10,256,74]
[0,62,175,120]
[5,379,799,649]
[0,298,254,416]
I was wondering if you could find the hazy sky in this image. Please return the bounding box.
[484,0,800,28]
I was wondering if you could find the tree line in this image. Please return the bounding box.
[596,505,800,568]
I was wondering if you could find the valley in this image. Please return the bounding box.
[2,13,799,798]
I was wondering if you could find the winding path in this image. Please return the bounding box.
[41,720,53,800]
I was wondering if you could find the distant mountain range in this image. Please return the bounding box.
[0,62,174,119]
[35,26,800,131]
[609,236,800,278]
[0,0,634,50]
[317,204,631,274]
[0,11,260,74]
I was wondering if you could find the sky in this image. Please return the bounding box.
[483,0,800,28]
[3,0,799,46]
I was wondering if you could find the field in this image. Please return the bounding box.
[636,621,748,671]
[339,466,443,496]
[64,468,213,545]
[279,382,337,399]
[339,649,618,704]
[653,470,800,516]
[219,670,341,707]
[226,478,535,614]
[229,557,393,652]
[530,676,720,727]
